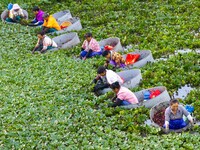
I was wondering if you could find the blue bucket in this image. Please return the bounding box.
[185,105,194,113]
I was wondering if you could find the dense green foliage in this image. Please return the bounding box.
[0,0,199,149]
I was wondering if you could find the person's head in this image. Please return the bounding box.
[32,6,40,15]
[97,66,106,76]
[12,4,20,12]
[170,99,179,112]
[102,50,111,59]
[37,31,45,39]
[42,13,49,21]
[84,33,92,42]
[7,3,13,10]
[110,81,121,93]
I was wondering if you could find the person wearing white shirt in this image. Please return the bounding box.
[92,66,124,95]
[32,31,57,54]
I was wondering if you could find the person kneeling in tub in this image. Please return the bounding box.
[164,99,194,132]
[109,81,138,107]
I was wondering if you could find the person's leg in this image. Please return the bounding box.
[37,21,44,26]
[5,17,14,22]
[80,50,88,58]
[121,100,131,106]
[90,51,102,57]
[31,19,37,24]
[48,28,57,33]
[47,46,54,50]
[169,119,185,129]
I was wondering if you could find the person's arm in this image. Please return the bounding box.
[111,98,122,107]
[164,108,170,131]
[32,39,40,53]
[111,95,117,102]
[181,105,193,124]
[84,49,93,59]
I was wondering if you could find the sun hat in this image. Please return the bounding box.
[12,4,21,10]
[7,3,13,10]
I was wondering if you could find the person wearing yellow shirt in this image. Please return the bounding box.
[42,13,61,33]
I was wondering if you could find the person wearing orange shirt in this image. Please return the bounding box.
[42,13,61,33]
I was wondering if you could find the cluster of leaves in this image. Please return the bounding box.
[0,0,199,149]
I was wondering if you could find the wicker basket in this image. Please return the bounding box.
[98,37,124,52]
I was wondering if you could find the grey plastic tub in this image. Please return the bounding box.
[121,50,154,68]
[52,10,72,23]
[98,37,124,52]
[1,9,28,22]
[50,32,80,51]
[55,17,82,34]
[150,101,192,133]
[120,86,171,109]
[99,69,142,95]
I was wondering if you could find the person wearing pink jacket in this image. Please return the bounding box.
[80,33,102,60]
[110,81,139,107]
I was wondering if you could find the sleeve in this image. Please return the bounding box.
[187,114,193,122]
[111,98,122,107]
[36,39,39,47]
[19,9,24,17]
[43,20,47,27]
[164,108,170,122]
[180,105,189,117]
[117,93,124,101]
[42,38,48,50]
[46,17,54,28]
[106,70,119,84]
[82,40,86,49]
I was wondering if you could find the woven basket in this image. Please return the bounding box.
[52,10,72,23]
[98,37,124,52]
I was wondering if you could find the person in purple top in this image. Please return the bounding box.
[29,6,44,26]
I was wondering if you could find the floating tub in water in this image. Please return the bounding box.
[49,32,80,51]
[99,69,142,95]
[54,17,82,34]
[1,9,28,23]
[150,101,192,133]
[98,37,124,52]
[53,10,72,23]
[121,50,154,68]
[120,86,171,109]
